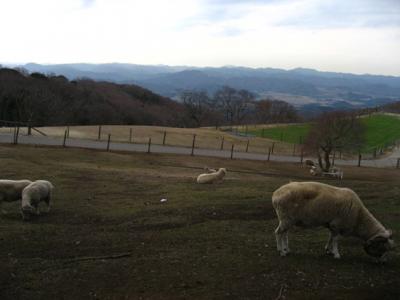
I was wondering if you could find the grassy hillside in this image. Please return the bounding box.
[243,114,400,152]
[0,145,399,299]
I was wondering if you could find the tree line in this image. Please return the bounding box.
[180,87,299,127]
[0,68,299,128]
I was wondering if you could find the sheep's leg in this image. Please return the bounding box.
[325,231,340,259]
[44,196,51,213]
[331,235,341,259]
[275,221,291,256]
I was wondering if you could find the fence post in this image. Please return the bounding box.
[106,134,111,151]
[373,148,377,158]
[220,136,224,150]
[67,126,70,138]
[98,125,102,140]
[300,148,304,164]
[230,144,235,159]
[267,147,271,161]
[27,121,32,136]
[147,138,151,154]
[163,131,167,146]
[14,127,20,145]
[357,153,362,167]
[191,134,196,156]
[246,140,250,153]
[63,130,67,147]
[129,128,133,143]
[12,126,17,144]
[271,142,275,154]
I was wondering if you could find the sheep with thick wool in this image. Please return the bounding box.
[272,181,394,261]
[0,179,32,214]
[197,168,227,184]
[21,180,54,219]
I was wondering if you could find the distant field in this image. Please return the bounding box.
[0,145,399,299]
[241,114,400,153]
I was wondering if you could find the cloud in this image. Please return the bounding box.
[81,0,95,8]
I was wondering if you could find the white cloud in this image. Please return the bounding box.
[0,0,399,75]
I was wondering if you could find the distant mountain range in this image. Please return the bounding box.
[11,63,400,113]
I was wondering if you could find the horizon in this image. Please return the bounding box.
[1,0,399,76]
[2,61,400,78]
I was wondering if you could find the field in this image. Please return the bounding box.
[0,145,399,299]
[0,125,296,155]
[241,113,400,152]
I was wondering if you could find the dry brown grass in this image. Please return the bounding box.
[1,125,296,154]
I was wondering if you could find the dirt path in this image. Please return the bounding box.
[1,133,399,168]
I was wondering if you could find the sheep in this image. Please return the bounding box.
[0,179,32,214]
[21,180,54,219]
[272,181,394,261]
[304,159,316,168]
[204,166,217,173]
[197,168,227,184]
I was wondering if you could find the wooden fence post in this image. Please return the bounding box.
[271,142,275,154]
[106,134,111,151]
[14,127,20,144]
[12,126,17,144]
[245,140,250,153]
[267,147,271,162]
[98,125,102,140]
[191,134,196,156]
[129,128,133,143]
[67,126,70,138]
[163,131,167,146]
[300,148,304,164]
[63,130,67,147]
[147,138,151,154]
[357,153,362,167]
[230,144,235,159]
[220,136,224,150]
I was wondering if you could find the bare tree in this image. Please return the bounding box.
[214,86,253,127]
[180,90,212,127]
[304,111,365,171]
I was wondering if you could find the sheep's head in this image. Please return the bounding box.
[219,168,227,175]
[20,206,35,221]
[364,230,395,262]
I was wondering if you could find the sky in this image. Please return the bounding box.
[0,0,399,75]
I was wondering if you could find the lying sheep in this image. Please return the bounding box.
[204,167,217,173]
[0,179,32,214]
[272,181,394,261]
[21,180,54,219]
[197,168,227,184]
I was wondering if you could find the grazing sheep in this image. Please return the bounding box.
[21,180,54,219]
[272,181,394,261]
[310,166,322,176]
[197,168,227,184]
[0,180,32,214]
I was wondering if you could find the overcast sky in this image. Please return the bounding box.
[1,0,399,75]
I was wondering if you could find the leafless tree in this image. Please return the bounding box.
[304,111,365,171]
[180,90,212,127]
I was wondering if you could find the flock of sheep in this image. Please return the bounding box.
[196,166,395,262]
[0,179,54,220]
[1,165,395,262]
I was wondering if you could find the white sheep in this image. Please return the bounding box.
[0,179,32,214]
[197,168,227,184]
[272,181,394,261]
[21,180,54,219]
